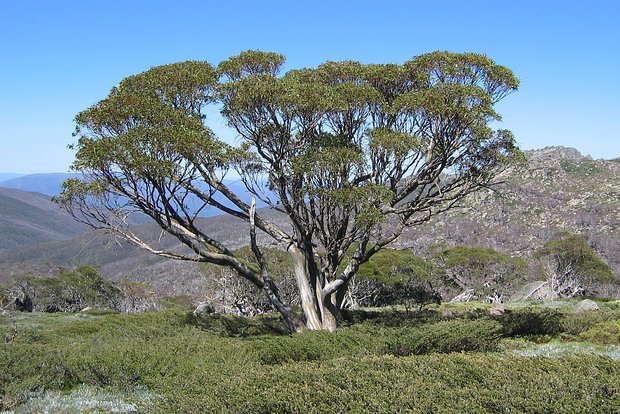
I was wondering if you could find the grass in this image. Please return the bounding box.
[2,303,620,413]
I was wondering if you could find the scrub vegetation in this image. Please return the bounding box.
[2,303,620,413]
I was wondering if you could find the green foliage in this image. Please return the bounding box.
[58,50,520,330]
[580,319,620,345]
[153,354,620,413]
[252,328,376,365]
[355,249,441,308]
[534,233,619,300]
[340,304,489,328]
[560,159,601,176]
[3,266,122,313]
[535,233,617,284]
[201,247,441,310]
[436,245,527,276]
[497,307,563,337]
[218,50,286,80]
[357,248,431,284]
[383,318,502,356]
[3,308,620,413]
[385,279,442,311]
[157,295,195,311]
[205,245,294,283]
[253,318,501,365]
[561,310,620,335]
[187,312,288,337]
[432,245,528,299]
[368,129,422,158]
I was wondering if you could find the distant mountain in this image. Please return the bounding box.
[0,187,88,253]
[0,173,78,196]
[0,210,279,287]
[0,173,268,216]
[0,173,24,182]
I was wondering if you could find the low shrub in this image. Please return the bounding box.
[580,319,620,345]
[496,307,563,337]
[4,308,620,413]
[341,307,444,327]
[254,318,502,365]
[186,312,288,337]
[341,304,489,328]
[561,310,620,335]
[251,323,403,365]
[384,318,502,356]
[158,295,196,311]
[150,354,620,413]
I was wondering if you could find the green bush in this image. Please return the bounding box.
[356,249,431,284]
[580,319,620,345]
[3,267,125,313]
[534,233,619,297]
[431,245,529,300]
[252,327,378,365]
[3,309,620,413]
[497,307,563,337]
[253,318,502,365]
[341,307,445,327]
[384,318,502,356]
[149,354,620,413]
[561,310,620,335]
[341,304,491,328]
[187,312,288,337]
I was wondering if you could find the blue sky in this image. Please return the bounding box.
[0,0,618,173]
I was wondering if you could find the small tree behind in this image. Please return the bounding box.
[57,51,519,331]
[431,245,529,302]
[351,248,440,309]
[535,233,619,299]
[2,267,121,312]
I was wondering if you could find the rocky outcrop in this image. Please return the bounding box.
[526,146,590,161]
[399,146,620,280]
[193,301,215,316]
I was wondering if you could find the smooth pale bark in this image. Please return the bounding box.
[320,292,339,332]
[288,245,323,331]
[287,244,345,332]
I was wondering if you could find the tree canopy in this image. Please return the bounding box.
[535,233,618,298]
[58,50,520,331]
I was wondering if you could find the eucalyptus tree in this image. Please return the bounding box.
[58,51,519,331]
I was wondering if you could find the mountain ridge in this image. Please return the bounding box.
[0,187,88,252]
[0,173,78,196]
